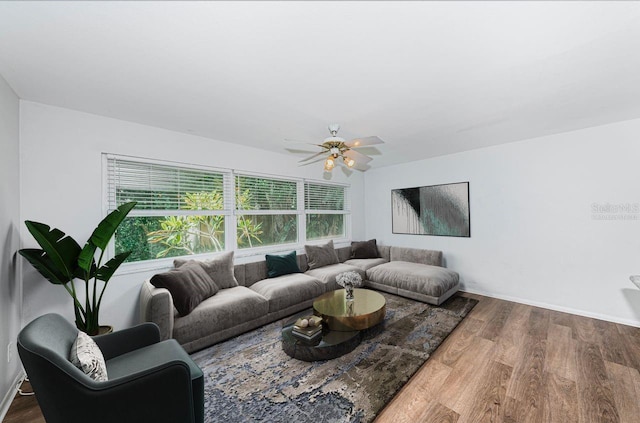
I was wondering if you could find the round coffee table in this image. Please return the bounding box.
[281,315,361,362]
[313,288,386,332]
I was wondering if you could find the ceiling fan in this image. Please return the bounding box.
[288,124,384,172]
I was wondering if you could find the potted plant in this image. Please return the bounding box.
[19,202,136,335]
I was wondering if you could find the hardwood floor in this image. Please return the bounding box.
[376,293,640,423]
[4,293,640,422]
[2,381,44,423]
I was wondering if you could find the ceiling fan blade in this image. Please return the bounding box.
[343,149,373,164]
[351,161,371,171]
[346,136,384,148]
[285,147,319,154]
[298,151,326,163]
[298,156,326,166]
[284,138,325,147]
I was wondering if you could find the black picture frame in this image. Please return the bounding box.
[391,182,470,237]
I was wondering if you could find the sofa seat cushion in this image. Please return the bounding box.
[344,258,388,272]
[305,263,365,291]
[173,287,268,345]
[249,273,325,313]
[366,261,459,297]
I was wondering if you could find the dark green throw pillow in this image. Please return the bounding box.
[266,251,301,278]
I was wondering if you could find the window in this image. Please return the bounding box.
[235,174,298,249]
[105,155,350,265]
[106,156,232,263]
[305,182,349,241]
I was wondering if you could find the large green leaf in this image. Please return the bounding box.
[96,251,131,282]
[77,242,97,274]
[73,258,96,281]
[23,221,81,280]
[88,202,137,250]
[18,249,71,285]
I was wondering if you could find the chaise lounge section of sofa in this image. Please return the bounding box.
[140,241,459,353]
[346,245,460,306]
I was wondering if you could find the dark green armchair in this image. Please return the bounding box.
[17,313,204,423]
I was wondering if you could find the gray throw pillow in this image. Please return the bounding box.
[151,261,219,315]
[351,239,380,259]
[69,331,108,382]
[174,251,239,289]
[305,240,339,270]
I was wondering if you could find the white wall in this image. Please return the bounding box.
[365,118,640,326]
[0,75,22,417]
[19,101,365,330]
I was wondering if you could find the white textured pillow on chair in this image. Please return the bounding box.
[69,331,108,382]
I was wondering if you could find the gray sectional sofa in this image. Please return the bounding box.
[140,243,459,353]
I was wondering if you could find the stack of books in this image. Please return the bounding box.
[292,316,323,341]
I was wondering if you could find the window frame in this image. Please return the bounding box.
[103,154,351,273]
[234,171,300,252]
[304,181,351,242]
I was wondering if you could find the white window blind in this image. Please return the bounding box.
[304,181,349,241]
[106,156,232,214]
[103,154,350,264]
[305,182,349,212]
[235,174,298,212]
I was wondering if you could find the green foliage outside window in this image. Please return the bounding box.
[146,192,226,257]
[114,174,346,263]
[306,214,345,240]
[235,176,298,249]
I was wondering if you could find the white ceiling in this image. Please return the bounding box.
[1,1,640,169]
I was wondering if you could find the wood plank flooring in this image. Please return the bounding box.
[4,293,640,423]
[376,293,640,423]
[2,380,44,423]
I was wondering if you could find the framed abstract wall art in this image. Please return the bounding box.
[392,182,470,237]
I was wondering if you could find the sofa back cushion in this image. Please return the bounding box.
[233,265,246,286]
[390,246,443,267]
[243,260,268,286]
[335,246,352,263]
[378,245,391,261]
[297,254,308,272]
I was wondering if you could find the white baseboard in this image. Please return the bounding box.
[0,371,26,422]
[461,288,640,329]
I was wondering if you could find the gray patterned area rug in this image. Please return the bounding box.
[191,292,477,423]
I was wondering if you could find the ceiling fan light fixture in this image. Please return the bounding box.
[324,136,345,144]
[324,157,335,171]
[290,123,384,172]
